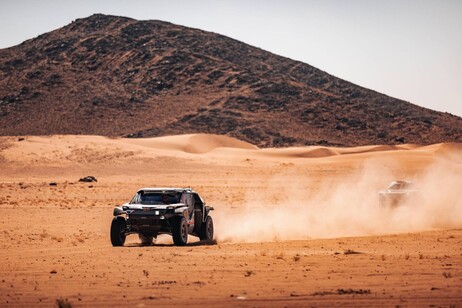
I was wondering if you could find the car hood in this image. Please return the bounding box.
[122,203,186,210]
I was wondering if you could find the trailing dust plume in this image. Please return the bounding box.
[214,159,462,243]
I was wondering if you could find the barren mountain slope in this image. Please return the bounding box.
[1,14,461,146]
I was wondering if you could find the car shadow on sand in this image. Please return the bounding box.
[125,239,217,247]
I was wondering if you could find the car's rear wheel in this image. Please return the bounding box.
[199,216,214,241]
[110,217,126,246]
[172,217,188,246]
[193,209,202,234]
[139,234,154,246]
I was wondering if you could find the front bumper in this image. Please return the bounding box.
[125,209,176,235]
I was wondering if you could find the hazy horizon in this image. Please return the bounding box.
[1,0,461,117]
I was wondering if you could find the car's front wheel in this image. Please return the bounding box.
[199,216,214,241]
[172,217,188,246]
[110,217,126,246]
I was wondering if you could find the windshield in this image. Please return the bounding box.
[389,182,413,190]
[130,192,181,205]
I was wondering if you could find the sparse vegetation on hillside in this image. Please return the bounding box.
[1,14,461,146]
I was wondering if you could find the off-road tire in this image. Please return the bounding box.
[172,217,188,246]
[110,217,126,246]
[199,216,214,241]
[193,209,202,234]
[139,234,154,246]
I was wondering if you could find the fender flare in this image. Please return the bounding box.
[204,205,214,220]
[113,206,126,216]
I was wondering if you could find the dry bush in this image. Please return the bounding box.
[40,230,49,240]
[344,249,361,255]
[56,298,72,308]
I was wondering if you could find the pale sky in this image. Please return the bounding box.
[1,0,461,116]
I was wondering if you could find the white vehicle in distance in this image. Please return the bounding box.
[379,180,419,208]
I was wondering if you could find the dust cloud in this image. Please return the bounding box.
[214,160,462,243]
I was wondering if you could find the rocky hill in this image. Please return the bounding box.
[0,14,461,146]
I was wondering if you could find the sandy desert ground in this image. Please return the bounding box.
[0,134,461,307]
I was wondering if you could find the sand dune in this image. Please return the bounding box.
[335,144,403,155]
[259,146,339,158]
[2,134,460,164]
[123,133,258,154]
[1,134,461,306]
